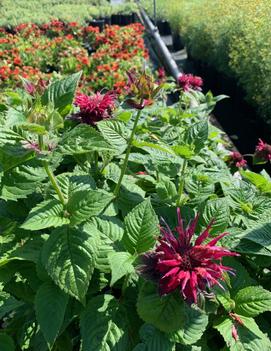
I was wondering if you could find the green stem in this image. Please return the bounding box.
[114,108,142,196]
[43,161,66,206]
[177,159,188,206]
[38,134,44,151]
[38,134,66,206]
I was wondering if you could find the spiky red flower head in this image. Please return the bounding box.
[178,74,203,91]
[228,151,247,168]
[140,209,238,304]
[254,138,271,164]
[74,91,116,125]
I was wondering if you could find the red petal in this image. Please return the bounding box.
[206,232,228,246]
[161,266,180,279]
[194,220,214,245]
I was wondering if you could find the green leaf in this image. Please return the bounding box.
[123,198,159,254]
[52,173,96,202]
[172,145,195,159]
[156,178,178,203]
[223,257,256,294]
[1,165,47,201]
[80,294,130,351]
[234,286,271,317]
[169,304,208,345]
[237,222,271,255]
[137,282,186,333]
[21,199,69,231]
[67,189,114,225]
[117,179,146,216]
[108,251,135,286]
[133,140,176,155]
[200,198,230,234]
[97,120,128,154]
[89,216,124,242]
[0,334,15,351]
[57,124,112,155]
[41,225,99,301]
[0,143,34,172]
[83,222,114,273]
[41,72,82,114]
[0,292,24,319]
[35,282,68,348]
[185,120,208,152]
[241,170,271,193]
[133,324,175,351]
[0,127,24,145]
[214,315,271,351]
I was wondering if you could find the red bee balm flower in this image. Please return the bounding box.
[140,209,238,304]
[254,138,271,163]
[178,74,203,91]
[228,151,247,168]
[74,92,116,125]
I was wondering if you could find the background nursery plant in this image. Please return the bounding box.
[0,68,271,351]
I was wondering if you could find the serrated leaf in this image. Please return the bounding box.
[1,165,47,201]
[80,294,130,351]
[214,315,271,351]
[0,127,24,145]
[67,189,114,225]
[185,120,208,152]
[51,173,96,202]
[117,179,146,216]
[97,120,128,154]
[137,282,186,333]
[41,72,82,114]
[133,324,175,351]
[89,216,124,242]
[170,302,208,345]
[234,286,271,317]
[241,222,271,247]
[84,222,114,273]
[123,198,159,254]
[35,282,68,348]
[21,199,69,231]
[0,334,15,351]
[200,198,230,235]
[108,251,135,286]
[156,178,178,203]
[169,304,208,345]
[57,124,112,155]
[41,225,99,301]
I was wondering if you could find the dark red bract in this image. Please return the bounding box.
[74,91,116,125]
[140,209,238,304]
[254,138,271,163]
[229,151,247,168]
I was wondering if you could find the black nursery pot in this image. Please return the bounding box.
[172,33,184,51]
[102,17,111,25]
[120,13,137,25]
[111,14,121,25]
[5,25,16,34]
[157,20,171,35]
[88,19,105,31]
